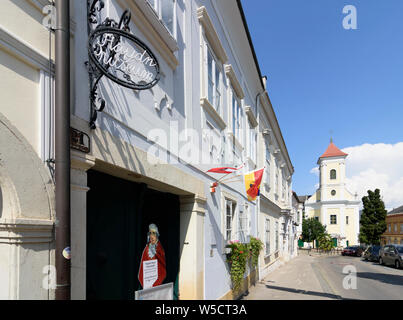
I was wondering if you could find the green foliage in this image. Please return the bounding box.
[249,237,264,268]
[226,241,249,291]
[359,189,387,245]
[226,237,264,291]
[301,218,326,248]
[317,233,333,251]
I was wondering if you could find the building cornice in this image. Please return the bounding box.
[197,6,228,64]
[0,218,54,244]
[225,64,244,99]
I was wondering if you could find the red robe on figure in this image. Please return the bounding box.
[138,241,166,288]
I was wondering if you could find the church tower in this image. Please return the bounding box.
[318,140,348,203]
[304,140,360,247]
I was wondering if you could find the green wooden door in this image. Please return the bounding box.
[298,239,304,247]
[86,170,180,299]
[346,240,349,247]
[332,238,338,247]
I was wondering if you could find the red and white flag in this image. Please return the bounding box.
[207,166,240,174]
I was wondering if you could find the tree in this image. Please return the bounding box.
[359,189,387,245]
[302,218,326,248]
[318,233,333,251]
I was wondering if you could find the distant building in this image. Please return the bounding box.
[381,205,403,245]
[292,192,304,249]
[304,141,360,247]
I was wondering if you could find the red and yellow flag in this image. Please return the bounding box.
[244,168,264,201]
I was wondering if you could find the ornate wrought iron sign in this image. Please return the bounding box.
[86,0,160,129]
[88,27,160,90]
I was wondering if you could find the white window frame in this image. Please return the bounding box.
[238,204,249,243]
[275,221,279,251]
[225,198,236,242]
[206,46,222,114]
[265,148,271,186]
[330,215,337,225]
[249,128,257,163]
[265,218,270,256]
[147,0,177,38]
[275,170,279,196]
[231,88,242,142]
[40,70,55,163]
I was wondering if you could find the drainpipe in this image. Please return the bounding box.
[55,0,71,300]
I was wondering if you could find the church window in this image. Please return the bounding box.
[331,190,336,196]
[346,216,349,225]
[330,215,337,224]
[330,169,336,180]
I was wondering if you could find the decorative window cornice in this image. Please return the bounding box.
[0,26,54,72]
[200,97,226,130]
[225,64,244,99]
[197,6,228,64]
[245,106,258,128]
[226,130,244,152]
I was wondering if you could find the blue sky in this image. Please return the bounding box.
[242,0,403,203]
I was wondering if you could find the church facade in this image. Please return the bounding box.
[304,141,360,247]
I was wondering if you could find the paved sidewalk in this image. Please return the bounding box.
[242,254,341,300]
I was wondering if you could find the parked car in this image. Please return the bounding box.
[342,245,364,257]
[379,245,403,269]
[363,245,381,262]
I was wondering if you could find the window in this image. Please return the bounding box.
[275,221,279,251]
[232,90,242,142]
[265,148,271,185]
[330,215,337,225]
[346,216,349,225]
[265,219,270,256]
[275,170,279,195]
[238,204,249,243]
[314,217,319,221]
[330,169,336,180]
[249,129,257,162]
[225,199,235,241]
[388,224,391,233]
[282,174,286,201]
[394,224,398,233]
[401,239,403,245]
[331,190,336,196]
[207,48,222,113]
[147,0,175,36]
[401,224,403,233]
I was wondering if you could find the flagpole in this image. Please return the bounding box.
[216,162,245,184]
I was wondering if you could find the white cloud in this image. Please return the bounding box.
[308,142,403,211]
[342,142,403,211]
[310,167,319,176]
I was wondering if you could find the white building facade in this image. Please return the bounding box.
[0,0,294,300]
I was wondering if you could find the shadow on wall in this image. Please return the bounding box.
[206,196,230,273]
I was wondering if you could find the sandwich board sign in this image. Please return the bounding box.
[135,282,173,300]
